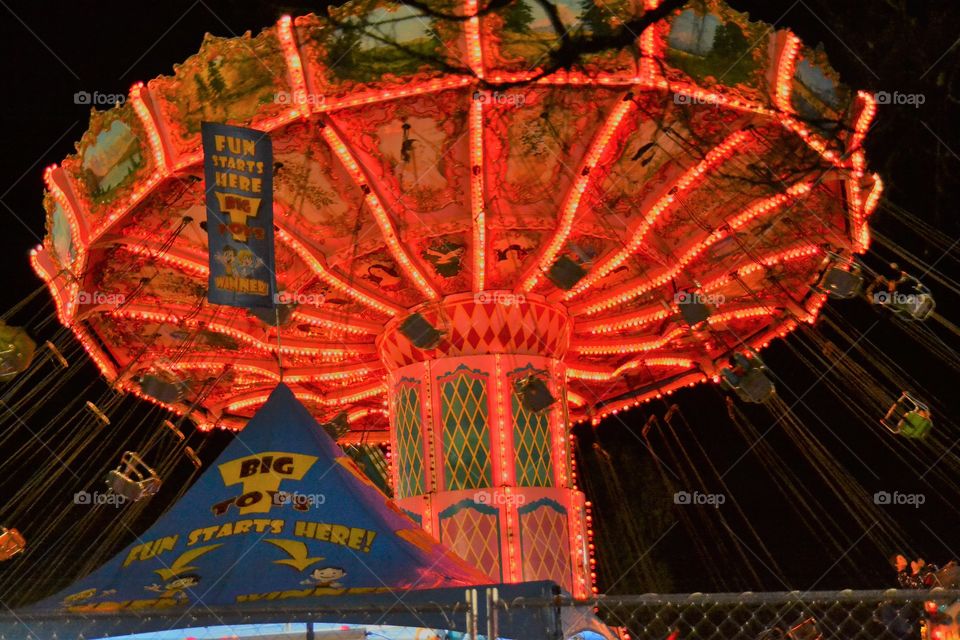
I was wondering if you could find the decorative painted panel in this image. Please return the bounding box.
[439,500,502,582]
[393,381,425,498]
[439,365,491,491]
[511,380,554,488]
[518,498,570,587]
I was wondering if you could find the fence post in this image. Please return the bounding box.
[465,588,479,639]
[486,587,500,640]
[551,584,564,640]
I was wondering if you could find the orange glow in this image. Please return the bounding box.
[290,309,380,335]
[226,382,386,412]
[130,82,170,173]
[469,98,487,290]
[106,307,370,359]
[574,182,813,315]
[277,15,310,117]
[566,129,753,300]
[319,122,439,300]
[774,32,800,114]
[464,0,484,79]
[520,96,636,293]
[594,372,707,421]
[276,225,403,316]
[117,242,209,276]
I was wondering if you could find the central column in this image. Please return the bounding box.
[377,292,591,596]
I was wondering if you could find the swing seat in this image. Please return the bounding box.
[0,527,25,561]
[678,297,711,327]
[898,411,932,439]
[515,375,557,413]
[735,369,776,403]
[721,352,774,403]
[140,374,187,404]
[0,322,36,383]
[720,367,742,386]
[888,293,937,322]
[820,267,862,298]
[106,452,161,502]
[886,278,935,321]
[107,470,161,502]
[399,313,443,349]
[882,392,932,438]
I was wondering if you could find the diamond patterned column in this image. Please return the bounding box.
[380,293,591,596]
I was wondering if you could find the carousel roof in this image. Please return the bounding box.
[31,0,880,434]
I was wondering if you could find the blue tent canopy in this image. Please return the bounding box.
[0,384,614,639]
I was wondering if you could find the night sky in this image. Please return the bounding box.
[0,0,957,600]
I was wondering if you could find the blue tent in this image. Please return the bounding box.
[0,385,614,639]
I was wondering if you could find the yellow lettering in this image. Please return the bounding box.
[329,525,349,545]
[348,527,365,550]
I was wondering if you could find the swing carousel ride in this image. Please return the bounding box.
[5,0,959,606]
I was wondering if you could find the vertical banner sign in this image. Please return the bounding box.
[202,122,276,308]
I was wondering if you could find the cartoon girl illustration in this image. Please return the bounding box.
[234,249,263,278]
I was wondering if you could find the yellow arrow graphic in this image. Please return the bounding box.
[153,544,223,581]
[265,539,325,571]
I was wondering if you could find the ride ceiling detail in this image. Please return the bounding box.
[31,0,877,597]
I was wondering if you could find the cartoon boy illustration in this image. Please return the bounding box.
[216,245,238,276]
[145,574,201,599]
[300,566,346,587]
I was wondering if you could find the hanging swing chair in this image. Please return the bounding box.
[818,254,863,299]
[881,392,933,439]
[0,321,35,383]
[0,526,25,561]
[877,275,936,321]
[106,451,162,502]
[515,374,558,413]
[720,351,776,404]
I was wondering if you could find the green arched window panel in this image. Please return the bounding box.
[394,382,425,498]
[439,366,491,491]
[512,387,554,487]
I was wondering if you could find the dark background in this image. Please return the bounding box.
[0,0,957,599]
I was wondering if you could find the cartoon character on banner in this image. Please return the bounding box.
[301,566,347,587]
[145,574,202,601]
[216,244,264,277]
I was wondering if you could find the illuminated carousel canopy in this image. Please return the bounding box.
[31,0,879,597]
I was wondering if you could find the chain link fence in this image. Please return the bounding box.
[2,588,958,639]
[532,589,960,640]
